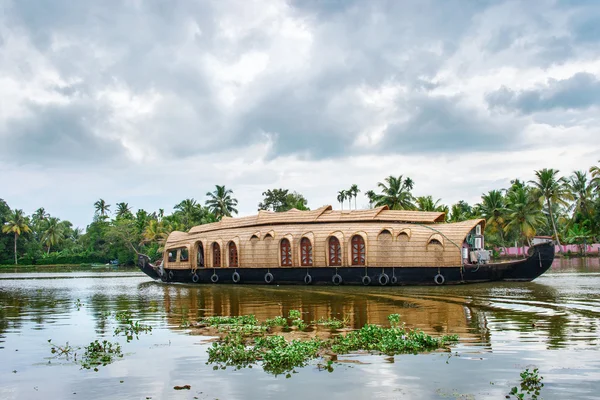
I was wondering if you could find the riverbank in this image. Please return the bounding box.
[0,263,137,271]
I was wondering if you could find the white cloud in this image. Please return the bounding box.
[1,0,599,227]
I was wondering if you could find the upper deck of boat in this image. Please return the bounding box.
[189,205,447,235]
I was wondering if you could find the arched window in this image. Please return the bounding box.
[228,242,238,267]
[300,237,313,266]
[328,237,342,266]
[351,235,366,265]
[280,238,292,266]
[197,243,204,267]
[212,243,221,268]
[180,248,189,262]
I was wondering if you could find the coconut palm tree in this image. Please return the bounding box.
[477,190,507,248]
[375,175,415,210]
[589,160,600,191]
[2,209,32,264]
[174,198,200,228]
[529,168,573,249]
[567,171,594,225]
[415,195,445,212]
[365,190,377,208]
[504,186,545,254]
[42,217,64,254]
[94,199,111,218]
[143,219,167,244]
[115,202,133,220]
[32,207,49,222]
[349,184,360,210]
[205,185,238,219]
[448,201,474,222]
[337,190,347,211]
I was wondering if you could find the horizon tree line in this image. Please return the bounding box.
[2,161,600,265]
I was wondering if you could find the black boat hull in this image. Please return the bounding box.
[137,242,554,286]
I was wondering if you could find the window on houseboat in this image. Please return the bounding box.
[229,242,238,267]
[300,237,313,266]
[328,237,342,266]
[351,235,366,265]
[197,243,204,267]
[168,250,177,262]
[280,238,292,266]
[212,243,221,268]
[180,248,189,262]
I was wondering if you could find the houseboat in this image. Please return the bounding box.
[136,205,555,286]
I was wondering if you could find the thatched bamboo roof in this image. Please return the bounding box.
[189,205,446,234]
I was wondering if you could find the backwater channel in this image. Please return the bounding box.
[1,258,599,399]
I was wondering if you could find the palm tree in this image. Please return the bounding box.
[205,185,238,219]
[375,175,415,210]
[349,184,360,210]
[504,186,545,254]
[2,209,32,264]
[33,207,49,222]
[415,195,445,212]
[567,171,594,226]
[448,201,474,222]
[174,198,199,228]
[115,202,132,220]
[477,190,507,249]
[590,160,600,191]
[337,190,347,211]
[365,190,377,208]
[42,217,64,254]
[94,199,111,218]
[529,168,573,249]
[143,220,167,245]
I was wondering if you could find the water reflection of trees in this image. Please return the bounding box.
[0,287,71,338]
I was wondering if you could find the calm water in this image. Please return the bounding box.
[1,259,599,400]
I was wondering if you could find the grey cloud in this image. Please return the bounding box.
[2,0,600,166]
[379,95,523,154]
[3,102,126,165]
[486,73,600,113]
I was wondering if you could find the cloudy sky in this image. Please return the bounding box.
[1,0,600,228]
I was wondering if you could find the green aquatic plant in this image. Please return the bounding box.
[387,313,401,327]
[263,316,288,327]
[207,332,261,370]
[202,315,259,326]
[312,316,349,330]
[113,311,152,342]
[48,339,78,360]
[205,313,458,376]
[509,368,544,400]
[74,299,84,310]
[288,309,307,330]
[255,335,324,375]
[330,324,458,355]
[81,340,123,371]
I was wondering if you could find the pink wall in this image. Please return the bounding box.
[499,244,600,255]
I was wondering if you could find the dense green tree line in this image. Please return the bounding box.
[0,185,237,265]
[2,162,600,265]
[346,162,600,253]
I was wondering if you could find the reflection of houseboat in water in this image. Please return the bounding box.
[154,283,491,344]
[137,206,554,286]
